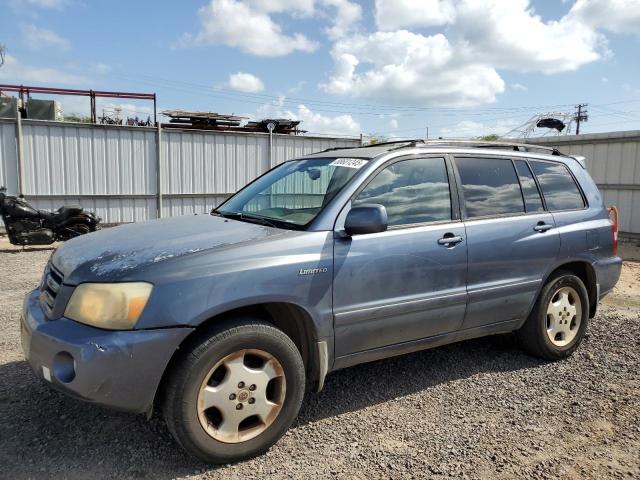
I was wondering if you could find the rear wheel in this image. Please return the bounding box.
[59,219,96,240]
[163,318,305,463]
[517,271,589,360]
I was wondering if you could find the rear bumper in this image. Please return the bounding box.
[21,289,192,414]
[595,256,623,299]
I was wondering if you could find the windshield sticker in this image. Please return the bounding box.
[330,158,367,169]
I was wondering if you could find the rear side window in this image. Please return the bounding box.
[456,157,524,218]
[514,160,544,213]
[529,160,585,211]
[353,157,451,226]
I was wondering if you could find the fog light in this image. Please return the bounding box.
[52,351,76,383]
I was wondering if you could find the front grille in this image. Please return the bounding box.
[40,263,64,318]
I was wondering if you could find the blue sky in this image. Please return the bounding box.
[1,0,640,138]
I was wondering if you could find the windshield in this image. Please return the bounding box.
[215,157,368,229]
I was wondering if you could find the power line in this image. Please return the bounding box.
[108,72,583,116]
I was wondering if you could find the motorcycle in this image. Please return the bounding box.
[0,187,101,246]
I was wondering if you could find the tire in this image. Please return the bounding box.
[162,317,305,463]
[516,270,590,360]
[59,218,96,240]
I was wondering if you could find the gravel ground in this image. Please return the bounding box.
[0,241,638,479]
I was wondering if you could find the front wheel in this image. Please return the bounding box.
[517,271,590,360]
[162,318,305,463]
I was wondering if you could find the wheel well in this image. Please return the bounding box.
[549,261,598,318]
[152,303,319,416]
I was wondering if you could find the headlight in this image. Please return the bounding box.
[64,282,153,330]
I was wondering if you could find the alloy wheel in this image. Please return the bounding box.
[196,349,286,443]
[546,286,582,347]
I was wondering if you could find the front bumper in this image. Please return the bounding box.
[21,289,192,414]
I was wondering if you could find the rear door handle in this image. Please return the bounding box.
[438,234,463,246]
[533,222,553,233]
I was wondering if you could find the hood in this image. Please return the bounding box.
[51,214,286,283]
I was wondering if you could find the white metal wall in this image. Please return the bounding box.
[529,131,640,234]
[0,118,360,224]
[0,121,18,193]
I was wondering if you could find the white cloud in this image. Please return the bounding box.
[295,104,361,135]
[389,118,398,130]
[21,24,70,50]
[0,54,86,85]
[375,0,456,30]
[438,119,520,138]
[322,0,607,107]
[255,96,361,135]
[92,63,111,74]
[181,0,318,57]
[512,83,528,91]
[451,0,606,74]
[228,72,264,93]
[244,0,315,15]
[180,0,361,55]
[322,31,505,106]
[569,0,640,34]
[322,0,362,40]
[13,0,65,8]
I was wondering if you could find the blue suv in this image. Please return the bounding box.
[21,140,621,463]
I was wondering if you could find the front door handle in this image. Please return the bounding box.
[533,222,553,233]
[438,234,463,246]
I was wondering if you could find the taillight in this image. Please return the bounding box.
[608,205,619,256]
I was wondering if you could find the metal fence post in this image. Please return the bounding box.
[268,122,274,168]
[15,102,25,195]
[155,122,163,219]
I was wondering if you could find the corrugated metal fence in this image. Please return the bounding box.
[2,119,638,233]
[528,131,640,235]
[0,118,360,224]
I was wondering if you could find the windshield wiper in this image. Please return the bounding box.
[213,210,280,229]
[237,213,280,229]
[212,210,241,220]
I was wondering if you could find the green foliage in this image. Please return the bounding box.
[478,134,500,141]
[368,135,388,145]
[64,114,92,123]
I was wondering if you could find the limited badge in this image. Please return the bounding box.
[330,158,367,169]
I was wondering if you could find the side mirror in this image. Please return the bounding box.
[344,204,388,236]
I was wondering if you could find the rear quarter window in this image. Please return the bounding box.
[529,160,585,211]
[456,157,524,218]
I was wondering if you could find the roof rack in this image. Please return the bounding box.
[319,139,424,153]
[417,139,565,156]
[318,138,566,157]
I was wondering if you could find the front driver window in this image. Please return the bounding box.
[352,157,452,226]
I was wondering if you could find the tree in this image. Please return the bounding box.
[368,135,388,145]
[0,43,6,68]
[64,114,92,123]
[478,134,500,141]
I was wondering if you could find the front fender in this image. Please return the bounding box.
[134,231,335,339]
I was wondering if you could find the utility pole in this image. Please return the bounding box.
[575,103,588,135]
[426,126,429,140]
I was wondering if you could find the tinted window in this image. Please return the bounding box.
[353,157,451,226]
[514,160,544,212]
[529,160,585,211]
[456,157,524,218]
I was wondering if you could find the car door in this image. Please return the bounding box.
[333,155,468,358]
[453,156,560,329]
